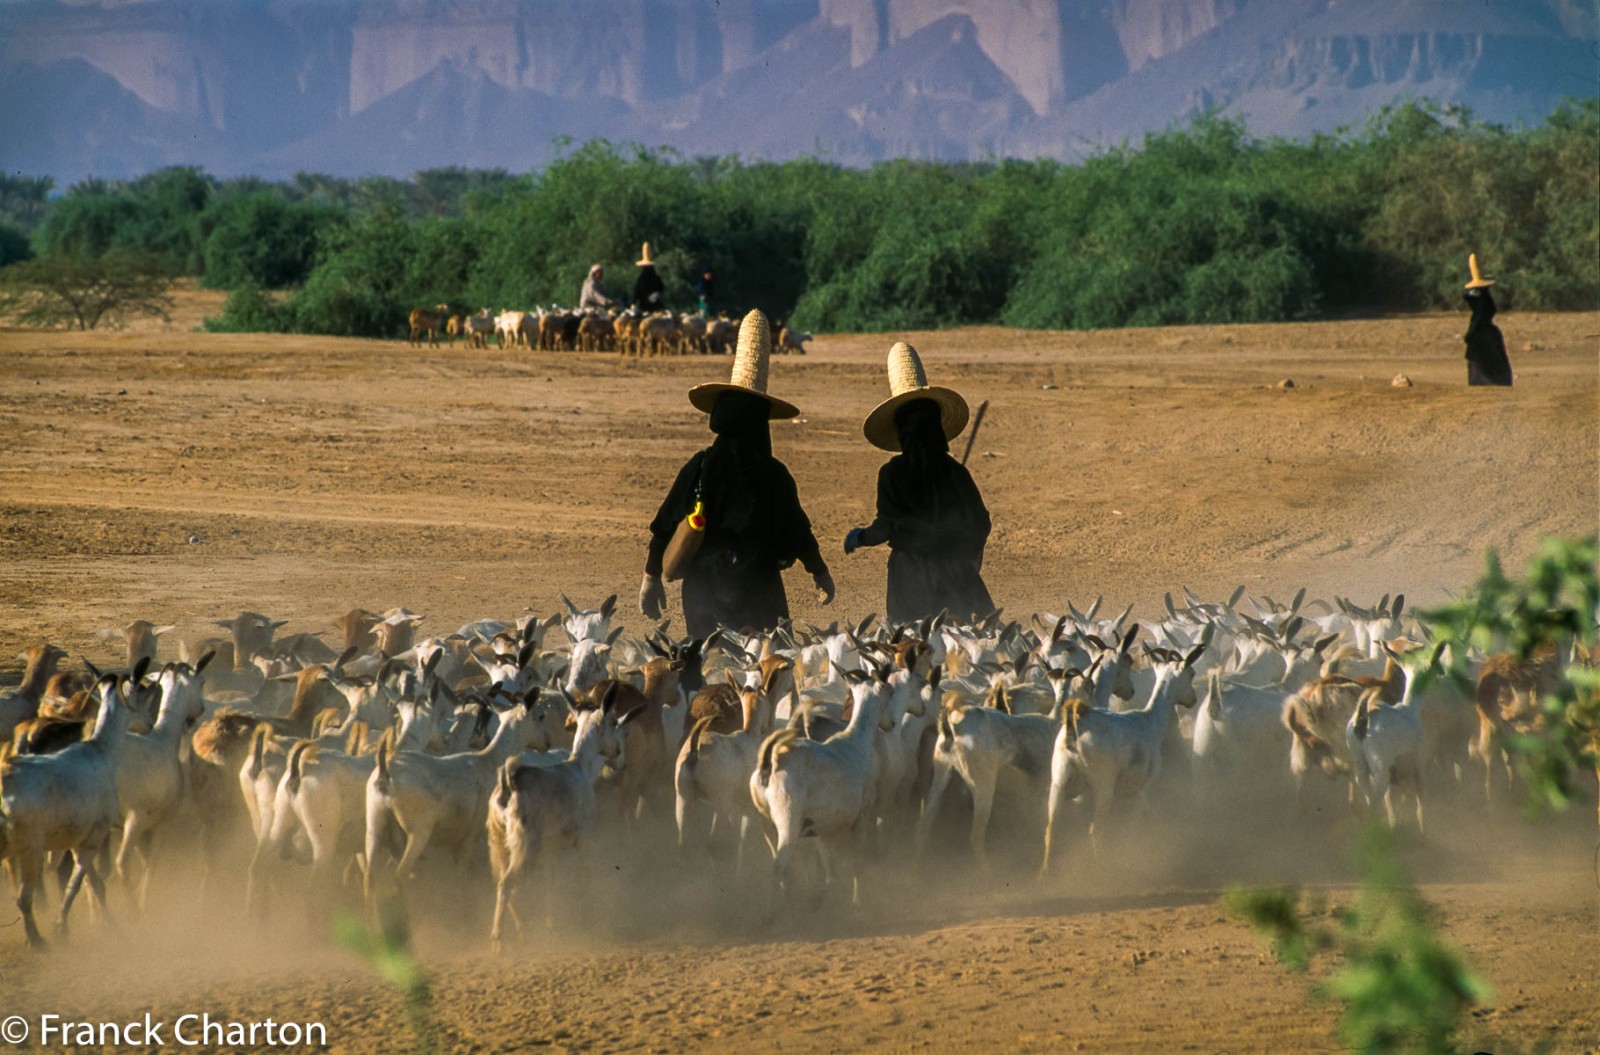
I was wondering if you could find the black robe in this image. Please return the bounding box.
[858,399,993,626]
[646,391,827,637]
[1464,288,1513,386]
[634,265,666,312]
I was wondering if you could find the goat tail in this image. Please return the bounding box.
[1352,689,1373,741]
[345,719,368,756]
[494,755,519,811]
[756,727,800,787]
[247,723,271,780]
[684,714,717,766]
[285,740,319,795]
[374,733,393,794]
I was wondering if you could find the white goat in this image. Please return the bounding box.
[113,656,212,905]
[558,593,618,644]
[1042,644,1204,870]
[919,664,1086,866]
[362,700,543,899]
[750,667,894,906]
[0,668,137,947]
[674,678,780,870]
[486,685,642,948]
[1345,644,1432,831]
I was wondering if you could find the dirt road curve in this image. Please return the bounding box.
[0,293,1596,1053]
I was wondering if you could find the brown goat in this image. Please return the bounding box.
[1,644,69,743]
[1472,644,1565,800]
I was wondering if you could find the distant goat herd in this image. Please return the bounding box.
[0,589,1593,949]
[407,305,811,357]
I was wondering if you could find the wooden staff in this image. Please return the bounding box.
[960,400,989,466]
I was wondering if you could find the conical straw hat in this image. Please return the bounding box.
[1464,252,1495,289]
[687,309,801,419]
[861,342,970,452]
[636,242,655,266]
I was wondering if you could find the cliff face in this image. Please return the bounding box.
[0,0,1591,183]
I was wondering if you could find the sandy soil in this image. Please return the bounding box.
[0,293,1596,1053]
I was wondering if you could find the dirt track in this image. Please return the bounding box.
[0,293,1597,1053]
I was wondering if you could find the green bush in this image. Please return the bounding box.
[202,194,339,289]
[13,97,1590,337]
[1230,826,1490,1055]
[202,283,296,334]
[0,222,31,268]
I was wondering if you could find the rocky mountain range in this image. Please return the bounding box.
[1,0,1593,184]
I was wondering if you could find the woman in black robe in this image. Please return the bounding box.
[640,312,834,636]
[633,242,666,312]
[1463,254,1513,386]
[844,343,993,626]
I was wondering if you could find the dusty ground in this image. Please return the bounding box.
[0,291,1597,1053]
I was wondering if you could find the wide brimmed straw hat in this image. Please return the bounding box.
[862,341,969,452]
[687,309,800,419]
[636,242,655,267]
[1464,252,1495,289]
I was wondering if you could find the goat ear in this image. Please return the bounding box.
[600,594,618,619]
[599,681,622,712]
[559,592,579,616]
[927,664,942,689]
[195,649,216,674]
[1183,643,1207,670]
[1314,633,1339,655]
[854,613,876,639]
[1228,584,1248,609]
[131,656,151,682]
[617,704,646,726]
[1391,594,1405,620]
[334,646,357,671]
[1119,624,1139,654]
[605,626,624,647]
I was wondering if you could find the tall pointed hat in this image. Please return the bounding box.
[861,341,969,452]
[687,309,800,420]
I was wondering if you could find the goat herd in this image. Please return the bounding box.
[0,589,1590,951]
[408,304,812,357]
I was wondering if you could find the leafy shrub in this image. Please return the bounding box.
[1229,826,1490,1055]
[202,194,339,289]
[202,283,295,334]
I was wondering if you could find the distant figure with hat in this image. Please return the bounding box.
[633,242,666,313]
[579,263,613,310]
[843,342,993,626]
[640,309,835,635]
[1462,253,1513,386]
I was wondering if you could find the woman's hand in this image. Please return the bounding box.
[844,527,866,555]
[813,569,836,606]
[639,573,667,620]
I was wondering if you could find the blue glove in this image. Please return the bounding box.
[844,527,866,555]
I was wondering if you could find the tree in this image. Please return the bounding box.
[0,251,174,330]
